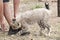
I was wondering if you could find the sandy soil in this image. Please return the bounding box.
[0,17,60,40]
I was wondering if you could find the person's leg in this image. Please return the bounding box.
[3,0,20,28]
[13,0,20,19]
[3,0,18,28]
[0,0,6,31]
[3,0,22,35]
[3,2,13,26]
[3,1,19,29]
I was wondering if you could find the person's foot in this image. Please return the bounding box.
[1,24,7,32]
[8,26,22,35]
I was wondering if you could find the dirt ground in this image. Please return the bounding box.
[0,17,60,40]
[0,0,60,40]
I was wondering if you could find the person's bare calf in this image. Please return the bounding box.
[14,0,20,19]
[0,0,6,32]
[3,0,22,35]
